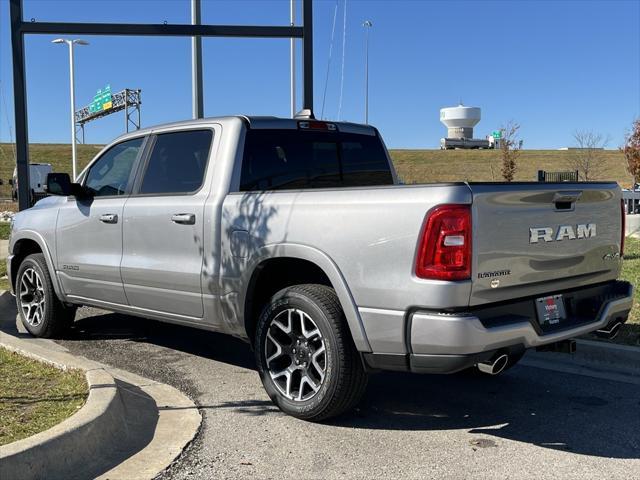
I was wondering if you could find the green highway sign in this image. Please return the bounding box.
[88,84,112,114]
[492,130,502,139]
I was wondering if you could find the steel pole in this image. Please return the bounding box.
[68,40,77,180]
[302,0,313,114]
[191,0,204,119]
[9,0,30,211]
[365,29,368,124]
[363,22,371,124]
[290,0,296,117]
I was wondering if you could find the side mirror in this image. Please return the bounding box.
[46,173,72,196]
[8,179,13,186]
[46,173,90,199]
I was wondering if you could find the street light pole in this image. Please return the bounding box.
[363,20,372,124]
[52,38,88,181]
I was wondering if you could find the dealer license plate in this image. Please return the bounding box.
[535,294,566,326]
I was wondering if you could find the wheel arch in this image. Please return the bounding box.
[10,231,65,300]
[240,244,371,353]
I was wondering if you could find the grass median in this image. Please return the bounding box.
[0,348,87,446]
[609,236,640,346]
[0,223,9,240]
[0,258,8,291]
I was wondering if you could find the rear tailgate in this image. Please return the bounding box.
[469,182,623,306]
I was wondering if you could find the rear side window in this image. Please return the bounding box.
[139,129,213,195]
[85,137,144,197]
[240,129,393,191]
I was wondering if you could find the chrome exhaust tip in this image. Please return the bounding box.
[477,354,509,375]
[596,321,623,340]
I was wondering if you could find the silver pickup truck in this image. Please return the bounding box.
[7,116,634,421]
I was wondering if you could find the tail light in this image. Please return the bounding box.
[415,204,472,281]
[298,121,337,131]
[621,199,626,257]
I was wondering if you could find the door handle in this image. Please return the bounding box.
[99,213,118,224]
[171,213,196,225]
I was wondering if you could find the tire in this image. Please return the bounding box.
[255,284,368,421]
[15,253,76,338]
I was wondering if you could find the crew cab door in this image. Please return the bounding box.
[120,129,214,318]
[56,137,146,304]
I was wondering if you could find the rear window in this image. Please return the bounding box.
[239,129,394,191]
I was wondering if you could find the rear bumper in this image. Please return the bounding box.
[363,280,633,374]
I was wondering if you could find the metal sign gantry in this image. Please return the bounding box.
[10,0,314,211]
[75,88,142,143]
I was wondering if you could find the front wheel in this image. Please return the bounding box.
[16,253,76,338]
[255,284,368,421]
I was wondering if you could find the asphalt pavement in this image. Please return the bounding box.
[55,307,640,480]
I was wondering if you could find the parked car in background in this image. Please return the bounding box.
[6,116,633,421]
[10,163,53,203]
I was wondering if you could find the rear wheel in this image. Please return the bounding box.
[16,253,76,338]
[255,284,368,421]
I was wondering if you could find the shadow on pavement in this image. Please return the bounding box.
[57,310,640,460]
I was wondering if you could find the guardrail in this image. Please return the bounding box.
[622,190,640,214]
[537,170,579,182]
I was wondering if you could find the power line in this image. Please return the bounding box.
[321,0,339,120]
[0,81,16,162]
[337,0,347,120]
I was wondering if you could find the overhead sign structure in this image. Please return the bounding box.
[75,87,142,143]
[10,0,313,211]
[88,84,112,114]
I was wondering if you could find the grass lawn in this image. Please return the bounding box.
[389,149,630,186]
[0,222,10,240]
[0,258,8,291]
[0,143,102,199]
[0,348,87,446]
[605,237,640,346]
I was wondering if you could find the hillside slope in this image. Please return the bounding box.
[0,143,630,198]
[391,149,629,185]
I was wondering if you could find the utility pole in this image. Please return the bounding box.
[192,0,204,119]
[363,20,372,124]
[290,0,296,117]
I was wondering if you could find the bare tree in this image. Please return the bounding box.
[500,121,522,182]
[570,131,610,181]
[622,119,640,187]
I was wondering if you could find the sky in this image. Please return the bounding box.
[0,0,639,149]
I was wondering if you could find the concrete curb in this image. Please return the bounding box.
[574,338,640,371]
[522,338,640,380]
[0,365,122,480]
[0,291,202,480]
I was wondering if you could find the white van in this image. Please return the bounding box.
[10,163,53,203]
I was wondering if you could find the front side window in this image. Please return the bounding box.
[85,137,144,197]
[139,130,213,195]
